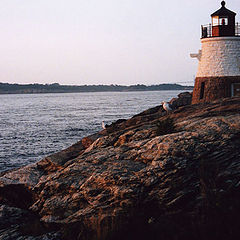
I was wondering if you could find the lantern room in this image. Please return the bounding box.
[211,1,236,37]
[201,1,239,38]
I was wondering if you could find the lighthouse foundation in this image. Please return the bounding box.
[192,76,240,104]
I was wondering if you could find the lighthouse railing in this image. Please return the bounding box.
[201,23,240,38]
[201,24,212,38]
[236,23,240,36]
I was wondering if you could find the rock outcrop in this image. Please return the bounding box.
[1,95,240,240]
[169,91,192,109]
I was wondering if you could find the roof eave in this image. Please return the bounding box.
[211,8,236,17]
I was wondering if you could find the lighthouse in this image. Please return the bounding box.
[191,1,240,104]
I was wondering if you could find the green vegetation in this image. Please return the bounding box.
[0,82,193,94]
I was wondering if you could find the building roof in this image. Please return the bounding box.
[211,1,236,17]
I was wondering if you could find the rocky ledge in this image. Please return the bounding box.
[1,94,240,240]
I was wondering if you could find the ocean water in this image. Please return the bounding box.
[0,91,183,172]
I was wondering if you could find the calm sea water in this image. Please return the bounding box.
[0,91,183,172]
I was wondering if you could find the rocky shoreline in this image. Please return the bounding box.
[1,93,240,240]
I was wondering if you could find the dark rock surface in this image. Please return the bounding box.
[170,91,192,109]
[1,95,240,240]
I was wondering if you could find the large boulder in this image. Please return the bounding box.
[0,97,240,240]
[169,91,192,109]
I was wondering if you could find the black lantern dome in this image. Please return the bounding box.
[201,1,239,38]
[211,1,236,18]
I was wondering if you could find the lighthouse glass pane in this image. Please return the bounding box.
[219,17,228,25]
[212,16,219,26]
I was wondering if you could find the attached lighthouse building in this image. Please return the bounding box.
[191,1,240,104]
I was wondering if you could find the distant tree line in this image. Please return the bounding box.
[0,82,193,94]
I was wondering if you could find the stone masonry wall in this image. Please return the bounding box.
[196,37,240,77]
[192,76,240,104]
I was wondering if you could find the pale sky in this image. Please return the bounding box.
[0,0,239,86]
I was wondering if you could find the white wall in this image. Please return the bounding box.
[196,37,240,77]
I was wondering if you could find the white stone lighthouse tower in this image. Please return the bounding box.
[191,1,240,104]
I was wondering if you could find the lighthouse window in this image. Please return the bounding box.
[212,16,219,26]
[200,82,205,100]
[219,17,228,25]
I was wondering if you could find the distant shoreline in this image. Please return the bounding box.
[0,82,193,94]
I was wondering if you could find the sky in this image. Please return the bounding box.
[0,0,239,86]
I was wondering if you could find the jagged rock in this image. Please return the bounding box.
[0,97,240,240]
[169,91,192,109]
